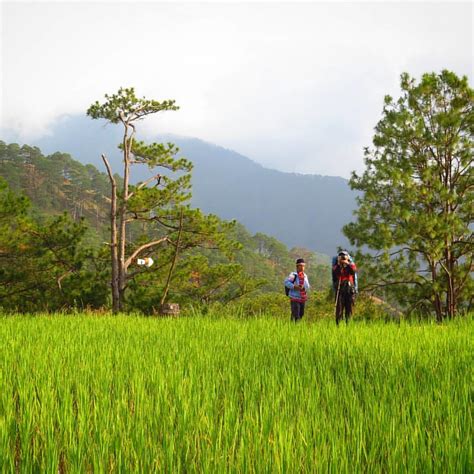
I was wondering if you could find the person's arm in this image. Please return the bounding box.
[304,274,310,290]
[348,263,357,275]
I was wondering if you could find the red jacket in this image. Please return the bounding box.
[332,263,357,285]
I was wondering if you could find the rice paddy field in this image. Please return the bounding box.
[0,313,472,472]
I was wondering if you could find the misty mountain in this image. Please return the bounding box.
[3,115,359,255]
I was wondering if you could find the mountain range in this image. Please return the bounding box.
[2,115,359,256]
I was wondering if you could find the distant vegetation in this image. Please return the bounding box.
[0,141,329,314]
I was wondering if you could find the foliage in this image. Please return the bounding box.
[201,290,399,323]
[87,87,180,125]
[0,177,108,311]
[125,211,251,313]
[225,292,289,317]
[0,140,115,245]
[344,70,473,320]
[87,87,239,312]
[0,136,334,312]
[231,224,330,293]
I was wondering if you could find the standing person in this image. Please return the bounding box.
[285,258,310,322]
[332,251,357,325]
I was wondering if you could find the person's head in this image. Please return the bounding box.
[296,258,305,272]
[338,251,349,264]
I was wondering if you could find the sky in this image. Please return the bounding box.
[1,1,472,178]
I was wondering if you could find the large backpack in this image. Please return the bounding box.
[284,272,298,296]
[332,254,358,293]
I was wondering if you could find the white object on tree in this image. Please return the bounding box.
[137,257,154,267]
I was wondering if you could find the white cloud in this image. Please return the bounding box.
[1,1,472,177]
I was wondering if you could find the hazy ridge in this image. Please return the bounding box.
[3,116,358,255]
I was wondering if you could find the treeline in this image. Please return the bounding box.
[0,141,329,313]
[0,142,113,231]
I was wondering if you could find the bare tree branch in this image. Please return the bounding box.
[124,237,171,269]
[126,173,162,201]
[57,270,73,290]
[101,154,116,187]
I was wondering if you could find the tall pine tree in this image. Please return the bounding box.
[344,71,473,320]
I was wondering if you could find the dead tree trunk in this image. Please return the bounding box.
[117,118,135,311]
[102,154,120,313]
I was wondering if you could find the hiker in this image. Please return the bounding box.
[332,251,357,325]
[332,251,358,294]
[284,258,310,322]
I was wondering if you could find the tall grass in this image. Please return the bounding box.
[0,314,472,472]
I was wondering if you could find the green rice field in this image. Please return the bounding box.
[0,314,472,472]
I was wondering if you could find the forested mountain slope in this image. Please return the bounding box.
[7,115,358,255]
[0,141,331,304]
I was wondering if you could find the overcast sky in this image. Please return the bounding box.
[1,1,472,178]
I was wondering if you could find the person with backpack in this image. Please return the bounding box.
[332,251,358,294]
[284,258,310,322]
[332,251,357,325]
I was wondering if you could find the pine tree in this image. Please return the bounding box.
[345,71,473,320]
[88,88,194,312]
